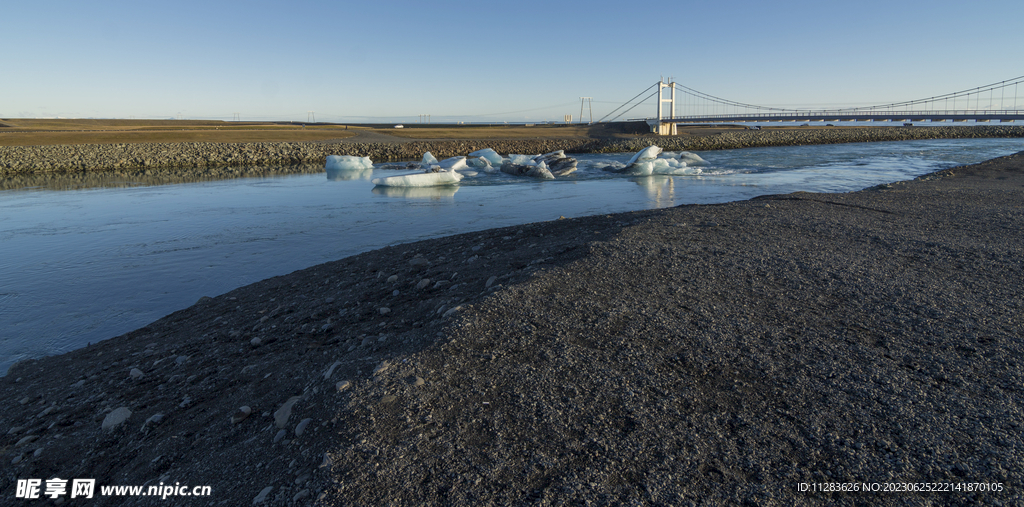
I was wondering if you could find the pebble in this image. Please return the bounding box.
[392,290,400,297]
[15,435,38,447]
[323,361,343,380]
[130,368,144,379]
[274,396,302,429]
[414,376,425,387]
[433,280,451,289]
[250,337,262,346]
[409,257,429,268]
[295,418,312,437]
[231,406,252,424]
[336,380,351,392]
[416,279,431,290]
[293,489,310,502]
[71,380,86,388]
[101,407,132,431]
[486,276,498,288]
[373,361,391,376]
[387,275,398,283]
[378,307,391,315]
[273,429,287,443]
[11,454,23,465]
[175,355,189,365]
[253,486,274,504]
[33,448,43,457]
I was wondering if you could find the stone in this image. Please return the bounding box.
[231,406,252,424]
[323,361,342,380]
[102,407,132,431]
[386,275,398,283]
[336,380,351,392]
[253,486,274,504]
[378,307,391,315]
[409,257,429,268]
[250,337,262,346]
[130,368,144,379]
[416,279,431,290]
[15,435,38,447]
[486,276,498,288]
[295,418,312,437]
[293,489,310,502]
[273,429,287,444]
[275,396,302,429]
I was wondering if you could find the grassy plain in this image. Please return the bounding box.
[0,119,361,146]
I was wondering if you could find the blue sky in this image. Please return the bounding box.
[3,0,1022,122]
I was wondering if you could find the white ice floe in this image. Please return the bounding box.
[662,151,709,166]
[469,148,503,166]
[325,155,374,171]
[372,170,464,187]
[626,146,663,165]
[438,156,468,171]
[421,152,439,166]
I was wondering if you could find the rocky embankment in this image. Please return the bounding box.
[1,152,1022,505]
[1,125,1023,176]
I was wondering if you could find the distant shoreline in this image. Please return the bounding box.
[1,125,1023,177]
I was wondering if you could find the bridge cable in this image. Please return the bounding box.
[607,90,660,123]
[597,83,658,124]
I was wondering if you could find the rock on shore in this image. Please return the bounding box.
[1,125,1023,176]
[1,151,1022,505]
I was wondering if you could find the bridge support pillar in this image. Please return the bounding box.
[654,80,677,135]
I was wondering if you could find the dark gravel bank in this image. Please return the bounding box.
[2,151,1021,505]
[2,125,1023,176]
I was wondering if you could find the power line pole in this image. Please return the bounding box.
[307,111,316,123]
[233,113,240,121]
[579,97,593,124]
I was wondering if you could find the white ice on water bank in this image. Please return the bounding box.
[325,155,373,171]
[371,170,464,187]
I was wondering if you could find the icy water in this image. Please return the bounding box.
[1,138,1021,374]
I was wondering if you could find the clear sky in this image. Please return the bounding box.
[3,0,1023,123]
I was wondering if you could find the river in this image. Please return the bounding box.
[1,138,1021,374]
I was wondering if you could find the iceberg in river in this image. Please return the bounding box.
[325,155,373,171]
[500,155,555,179]
[605,146,702,176]
[438,156,468,171]
[469,148,503,166]
[372,170,464,187]
[627,146,662,165]
[663,151,708,166]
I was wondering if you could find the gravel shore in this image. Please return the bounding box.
[2,150,1021,505]
[1,125,1022,176]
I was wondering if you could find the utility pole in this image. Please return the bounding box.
[233,113,240,121]
[307,111,316,123]
[579,97,593,124]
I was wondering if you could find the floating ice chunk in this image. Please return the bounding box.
[528,161,555,180]
[508,154,540,165]
[438,156,468,171]
[469,148,503,166]
[458,170,479,177]
[466,157,490,169]
[372,170,463,187]
[421,152,439,166]
[325,155,373,171]
[662,151,708,166]
[627,146,662,165]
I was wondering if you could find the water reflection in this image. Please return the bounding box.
[325,167,374,181]
[371,185,459,199]
[632,175,679,208]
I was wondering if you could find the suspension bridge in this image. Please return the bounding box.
[599,75,1024,135]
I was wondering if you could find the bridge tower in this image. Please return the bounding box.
[650,80,677,135]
